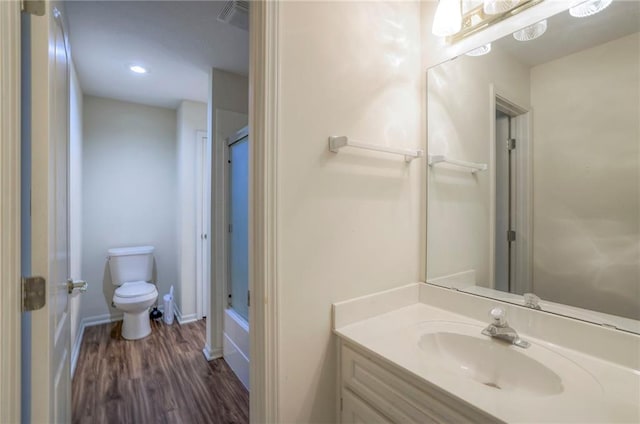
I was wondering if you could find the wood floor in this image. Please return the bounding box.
[72,318,249,424]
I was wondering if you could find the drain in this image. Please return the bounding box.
[483,382,502,390]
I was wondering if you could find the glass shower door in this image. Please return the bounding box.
[228,132,249,320]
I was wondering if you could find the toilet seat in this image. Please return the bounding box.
[115,281,156,298]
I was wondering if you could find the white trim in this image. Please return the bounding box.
[81,313,124,328]
[195,130,211,320]
[202,343,223,361]
[488,85,531,291]
[70,321,85,379]
[0,1,22,422]
[208,78,227,376]
[512,112,533,294]
[250,1,280,422]
[172,300,199,325]
[489,89,497,288]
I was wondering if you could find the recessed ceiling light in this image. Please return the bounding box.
[129,65,148,74]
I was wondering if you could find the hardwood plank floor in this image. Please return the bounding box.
[72,318,249,424]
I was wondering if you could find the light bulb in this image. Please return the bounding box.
[465,43,492,56]
[483,0,520,15]
[569,0,612,17]
[513,19,547,41]
[432,0,462,37]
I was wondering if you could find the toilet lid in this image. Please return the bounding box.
[115,281,157,298]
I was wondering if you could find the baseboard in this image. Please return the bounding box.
[82,312,124,327]
[202,343,223,361]
[70,322,85,379]
[173,300,199,325]
[71,312,123,378]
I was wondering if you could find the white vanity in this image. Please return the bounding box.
[333,283,640,423]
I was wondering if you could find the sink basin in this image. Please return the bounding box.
[418,331,563,396]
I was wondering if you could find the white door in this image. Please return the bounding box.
[196,131,211,319]
[29,3,75,422]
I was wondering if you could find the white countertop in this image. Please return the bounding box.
[333,284,640,423]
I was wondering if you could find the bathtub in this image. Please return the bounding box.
[223,308,249,389]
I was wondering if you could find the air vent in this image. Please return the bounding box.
[217,0,249,31]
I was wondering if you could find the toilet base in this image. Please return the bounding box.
[121,308,152,340]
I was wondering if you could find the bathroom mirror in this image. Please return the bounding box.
[426,1,640,334]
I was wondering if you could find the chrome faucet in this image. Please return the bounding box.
[481,307,530,348]
[524,293,542,310]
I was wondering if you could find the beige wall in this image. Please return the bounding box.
[276,2,424,421]
[426,48,530,285]
[531,33,640,319]
[81,96,178,321]
[176,100,208,320]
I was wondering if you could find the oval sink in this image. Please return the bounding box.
[418,331,563,396]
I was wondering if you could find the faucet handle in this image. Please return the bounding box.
[490,307,507,327]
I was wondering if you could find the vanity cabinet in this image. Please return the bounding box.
[337,340,501,424]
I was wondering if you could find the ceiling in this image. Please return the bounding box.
[65,1,249,109]
[493,1,640,67]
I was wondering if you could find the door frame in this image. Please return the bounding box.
[0,1,23,422]
[488,84,533,294]
[195,130,211,320]
[1,0,282,422]
[249,1,280,422]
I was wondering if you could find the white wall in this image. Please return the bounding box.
[426,48,530,286]
[69,62,83,354]
[176,100,207,321]
[81,96,178,321]
[276,2,423,421]
[531,33,640,319]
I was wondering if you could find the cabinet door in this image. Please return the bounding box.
[342,389,392,424]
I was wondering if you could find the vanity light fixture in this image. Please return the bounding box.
[569,0,612,17]
[129,65,148,74]
[513,19,547,41]
[465,43,492,56]
[483,0,521,15]
[432,0,462,37]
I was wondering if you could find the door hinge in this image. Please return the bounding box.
[22,276,46,311]
[507,230,516,243]
[507,138,516,150]
[247,290,250,307]
[22,0,45,15]
[228,224,232,233]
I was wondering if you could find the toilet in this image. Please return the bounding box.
[108,245,159,340]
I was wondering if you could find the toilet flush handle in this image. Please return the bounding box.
[67,279,88,294]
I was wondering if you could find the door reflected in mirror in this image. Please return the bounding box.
[426,1,640,333]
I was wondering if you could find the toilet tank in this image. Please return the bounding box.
[108,246,154,285]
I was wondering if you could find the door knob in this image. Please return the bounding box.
[67,279,88,294]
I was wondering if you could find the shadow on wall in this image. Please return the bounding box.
[101,255,159,320]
